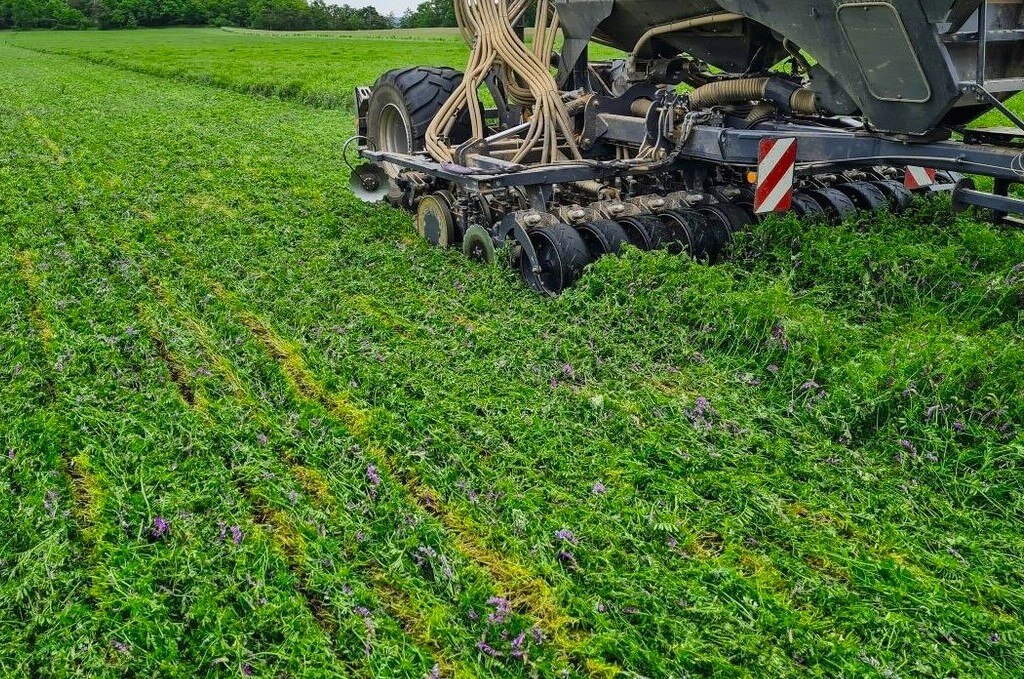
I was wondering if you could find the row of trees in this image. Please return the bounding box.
[398,0,455,29]
[0,0,397,30]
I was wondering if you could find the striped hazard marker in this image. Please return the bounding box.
[754,137,797,214]
[904,166,937,190]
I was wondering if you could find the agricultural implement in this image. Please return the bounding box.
[350,0,1024,293]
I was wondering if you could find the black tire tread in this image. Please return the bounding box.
[371,66,468,151]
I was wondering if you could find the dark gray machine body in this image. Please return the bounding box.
[559,0,1024,134]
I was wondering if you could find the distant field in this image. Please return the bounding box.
[1,27,1023,679]
[2,27,623,109]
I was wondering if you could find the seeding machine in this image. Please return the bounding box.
[349,0,1024,292]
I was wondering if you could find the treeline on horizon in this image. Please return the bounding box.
[0,0,459,31]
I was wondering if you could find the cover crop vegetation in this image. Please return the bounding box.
[1,28,1023,678]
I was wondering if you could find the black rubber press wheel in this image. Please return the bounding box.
[616,215,663,250]
[835,181,888,211]
[577,219,629,258]
[519,224,591,294]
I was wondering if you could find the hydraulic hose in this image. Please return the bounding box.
[689,77,817,115]
[426,0,580,166]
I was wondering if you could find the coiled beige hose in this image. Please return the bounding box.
[425,0,581,166]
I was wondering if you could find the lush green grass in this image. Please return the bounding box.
[1,27,622,110]
[1,27,1022,678]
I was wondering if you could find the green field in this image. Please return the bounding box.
[1,27,1023,678]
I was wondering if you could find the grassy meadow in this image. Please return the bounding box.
[1,27,1023,678]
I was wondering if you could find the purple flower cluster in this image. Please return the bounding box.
[231,525,244,545]
[486,596,511,625]
[476,638,501,657]
[554,528,578,545]
[151,516,170,540]
[509,631,527,660]
[556,550,579,570]
[687,396,717,431]
[591,481,606,496]
[771,322,790,350]
[44,489,59,518]
[366,464,381,486]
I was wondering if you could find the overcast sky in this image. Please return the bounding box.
[362,0,421,16]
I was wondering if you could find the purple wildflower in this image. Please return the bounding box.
[766,363,779,374]
[953,420,966,432]
[687,396,716,431]
[412,545,437,569]
[550,378,559,388]
[800,380,820,392]
[899,439,918,455]
[110,640,129,655]
[366,465,381,486]
[561,363,575,379]
[242,663,254,676]
[531,627,544,645]
[6,448,15,459]
[771,323,790,350]
[510,631,527,660]
[454,281,466,294]
[597,602,606,613]
[288,490,298,505]
[151,516,170,540]
[342,584,353,595]
[467,608,479,622]
[990,632,1002,644]
[256,433,268,446]
[355,606,371,618]
[231,526,244,545]
[427,664,440,679]
[486,596,511,625]
[554,528,578,545]
[44,489,59,517]
[556,550,579,569]
[591,481,606,496]
[476,638,502,657]
[693,396,711,416]
[355,530,365,542]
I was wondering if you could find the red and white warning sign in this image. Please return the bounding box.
[904,166,937,189]
[754,138,797,214]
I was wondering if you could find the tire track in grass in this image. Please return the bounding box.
[14,250,54,352]
[135,228,614,674]
[10,249,102,545]
[8,99,348,677]
[11,249,104,550]
[123,250,465,676]
[0,241,97,673]
[131,300,368,677]
[126,246,537,677]
[197,267,619,677]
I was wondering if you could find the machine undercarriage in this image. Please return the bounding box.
[351,0,1024,293]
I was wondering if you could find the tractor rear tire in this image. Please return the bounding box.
[366,67,472,177]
